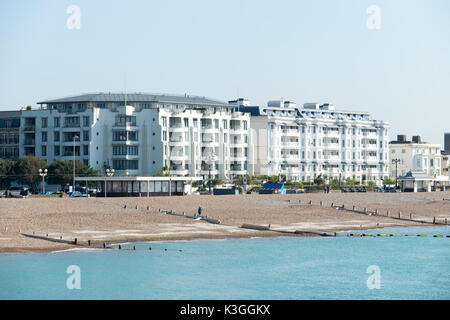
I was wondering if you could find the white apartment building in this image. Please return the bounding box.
[236,100,390,185]
[389,135,444,179]
[19,93,250,180]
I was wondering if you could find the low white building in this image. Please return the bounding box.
[19,93,251,180]
[236,99,390,185]
[389,135,444,180]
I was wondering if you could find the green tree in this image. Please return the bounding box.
[14,156,47,193]
[47,159,98,190]
[0,158,16,189]
[211,178,225,186]
[156,165,170,176]
[382,178,396,185]
[367,180,376,187]
[313,173,324,185]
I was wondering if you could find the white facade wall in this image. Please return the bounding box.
[389,143,442,178]
[249,105,390,185]
[19,100,250,180]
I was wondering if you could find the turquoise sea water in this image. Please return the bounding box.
[0,226,449,300]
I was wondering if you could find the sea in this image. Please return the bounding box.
[0,225,448,300]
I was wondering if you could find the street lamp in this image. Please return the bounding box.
[206,151,215,194]
[105,168,115,197]
[73,135,79,193]
[392,158,400,190]
[39,168,48,194]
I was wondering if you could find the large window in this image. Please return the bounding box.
[112,130,138,141]
[112,145,139,156]
[112,159,139,170]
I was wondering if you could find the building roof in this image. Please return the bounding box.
[37,93,231,107]
[398,170,434,181]
[0,111,20,119]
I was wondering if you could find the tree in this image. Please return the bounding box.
[157,165,170,177]
[211,178,225,186]
[14,156,47,193]
[0,158,15,189]
[382,178,396,185]
[313,174,324,185]
[47,159,99,190]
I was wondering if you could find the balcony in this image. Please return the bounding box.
[281,141,300,148]
[169,152,188,161]
[23,126,36,132]
[63,123,80,128]
[229,154,246,162]
[23,139,35,146]
[170,166,189,175]
[230,165,246,174]
[114,121,137,127]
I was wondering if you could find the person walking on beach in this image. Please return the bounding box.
[198,206,202,216]
[327,185,331,193]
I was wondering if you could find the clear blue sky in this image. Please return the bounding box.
[1,0,449,145]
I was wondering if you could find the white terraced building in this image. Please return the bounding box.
[236,99,390,185]
[19,93,250,180]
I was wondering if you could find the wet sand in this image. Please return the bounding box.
[0,191,449,252]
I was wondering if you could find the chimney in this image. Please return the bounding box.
[397,135,406,142]
[412,136,421,144]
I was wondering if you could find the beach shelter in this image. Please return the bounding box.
[398,170,435,192]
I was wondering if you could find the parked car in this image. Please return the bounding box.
[69,191,83,197]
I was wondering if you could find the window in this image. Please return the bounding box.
[184,118,189,127]
[223,120,227,129]
[41,118,47,128]
[112,145,139,156]
[83,116,90,127]
[54,131,60,142]
[83,130,89,141]
[112,159,139,170]
[193,118,198,127]
[214,119,219,128]
[42,132,47,142]
[54,146,60,156]
[83,145,89,155]
[112,131,138,141]
[243,120,248,130]
[54,117,60,128]
[41,145,47,156]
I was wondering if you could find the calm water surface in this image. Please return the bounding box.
[0,226,448,299]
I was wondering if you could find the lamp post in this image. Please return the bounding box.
[392,158,400,190]
[72,135,79,193]
[105,168,115,197]
[206,151,215,194]
[39,168,48,194]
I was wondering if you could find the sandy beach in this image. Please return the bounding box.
[0,191,449,252]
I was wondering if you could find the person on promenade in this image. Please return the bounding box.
[327,185,331,193]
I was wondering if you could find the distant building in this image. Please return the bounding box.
[239,99,390,186]
[0,111,20,159]
[445,133,450,153]
[19,93,251,180]
[389,135,444,180]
